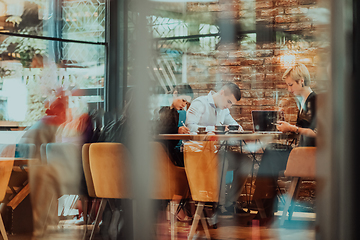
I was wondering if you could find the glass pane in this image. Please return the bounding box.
[62,0,106,42]
[0,35,104,126]
[0,0,106,43]
[144,0,330,239]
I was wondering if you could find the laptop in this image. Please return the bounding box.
[251,110,285,133]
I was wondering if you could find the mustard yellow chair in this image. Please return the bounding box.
[81,143,93,238]
[0,144,16,240]
[151,142,189,200]
[84,142,189,240]
[89,143,131,199]
[151,142,190,240]
[280,147,316,226]
[184,141,219,240]
[82,144,95,199]
[84,142,131,240]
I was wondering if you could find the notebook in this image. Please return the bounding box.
[251,110,285,133]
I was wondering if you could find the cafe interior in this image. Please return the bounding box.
[0,0,358,240]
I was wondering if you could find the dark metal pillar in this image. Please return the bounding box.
[105,0,128,122]
[317,0,355,239]
[47,0,62,64]
[339,0,360,239]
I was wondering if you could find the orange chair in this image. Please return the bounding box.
[0,145,16,240]
[82,144,95,199]
[83,142,189,240]
[151,142,190,239]
[83,142,131,240]
[184,141,219,240]
[151,142,189,200]
[80,143,93,238]
[280,147,316,225]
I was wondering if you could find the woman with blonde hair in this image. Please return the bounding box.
[251,63,317,225]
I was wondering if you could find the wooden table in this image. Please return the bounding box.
[157,132,279,140]
[157,132,286,207]
[157,132,296,150]
[0,121,24,131]
[156,133,279,149]
[0,158,39,210]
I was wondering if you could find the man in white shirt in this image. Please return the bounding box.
[186,83,252,217]
[186,83,243,133]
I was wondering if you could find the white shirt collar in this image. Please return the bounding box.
[207,91,217,109]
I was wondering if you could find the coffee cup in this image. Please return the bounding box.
[228,125,239,131]
[198,127,206,133]
[215,125,225,132]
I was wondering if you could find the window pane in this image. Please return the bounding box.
[0,0,106,43]
[0,36,104,125]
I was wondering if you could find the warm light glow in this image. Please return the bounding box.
[280,54,296,69]
[298,58,312,64]
[0,2,5,17]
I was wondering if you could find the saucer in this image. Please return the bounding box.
[240,131,253,134]
[214,131,226,135]
[197,131,208,134]
[228,130,241,134]
[229,130,253,134]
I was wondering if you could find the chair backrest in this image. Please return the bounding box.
[45,143,84,194]
[14,143,35,159]
[150,142,189,200]
[82,143,96,197]
[0,145,15,202]
[89,143,131,199]
[284,147,316,178]
[184,141,219,202]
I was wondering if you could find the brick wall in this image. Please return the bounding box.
[186,0,327,131]
[185,0,326,208]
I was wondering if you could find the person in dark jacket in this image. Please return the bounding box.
[157,84,193,167]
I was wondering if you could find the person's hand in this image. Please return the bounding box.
[225,125,229,131]
[178,126,190,134]
[276,121,297,133]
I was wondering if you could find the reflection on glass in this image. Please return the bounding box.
[0,0,106,43]
[0,0,331,239]
[0,36,104,125]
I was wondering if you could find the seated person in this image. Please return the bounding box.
[252,63,316,225]
[186,82,252,216]
[157,84,193,167]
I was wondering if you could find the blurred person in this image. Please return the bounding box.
[252,63,316,225]
[186,82,252,217]
[157,84,193,167]
[19,92,69,238]
[20,91,94,238]
[153,84,195,227]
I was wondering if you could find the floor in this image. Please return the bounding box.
[5,211,315,240]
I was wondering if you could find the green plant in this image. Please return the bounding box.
[0,28,47,68]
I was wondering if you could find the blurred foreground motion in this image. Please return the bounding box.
[0,0,333,239]
[19,89,93,238]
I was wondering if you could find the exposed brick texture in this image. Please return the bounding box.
[184,0,323,208]
[256,1,274,9]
